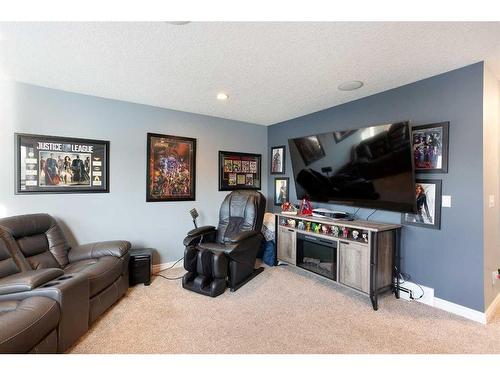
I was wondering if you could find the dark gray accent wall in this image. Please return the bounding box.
[268,63,484,311]
[0,81,268,265]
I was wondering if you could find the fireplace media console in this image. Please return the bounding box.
[276,212,402,310]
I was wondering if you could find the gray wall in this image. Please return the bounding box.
[267,63,485,311]
[0,81,268,265]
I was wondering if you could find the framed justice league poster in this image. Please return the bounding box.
[218,151,261,191]
[15,133,109,194]
[146,133,196,202]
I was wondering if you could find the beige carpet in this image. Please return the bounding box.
[69,265,500,354]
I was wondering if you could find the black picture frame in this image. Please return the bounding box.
[146,133,196,202]
[15,133,110,194]
[218,151,262,191]
[292,135,325,166]
[411,122,449,173]
[333,129,358,143]
[270,145,286,174]
[401,179,442,230]
[274,177,289,206]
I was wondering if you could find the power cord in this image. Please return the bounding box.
[395,267,424,300]
[154,257,184,280]
[366,209,378,220]
[352,207,361,219]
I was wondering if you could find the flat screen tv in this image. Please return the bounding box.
[288,121,416,213]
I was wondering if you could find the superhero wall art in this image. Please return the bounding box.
[15,133,109,194]
[147,133,196,202]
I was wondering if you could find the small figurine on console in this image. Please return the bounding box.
[332,226,339,237]
[321,225,329,235]
[362,232,368,243]
[314,223,321,234]
[342,226,349,238]
[299,198,313,216]
[352,230,359,240]
[305,221,311,231]
[287,219,296,227]
[297,221,305,230]
[281,202,298,215]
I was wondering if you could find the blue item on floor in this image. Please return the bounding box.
[258,240,276,266]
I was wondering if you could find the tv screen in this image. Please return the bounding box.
[288,121,416,213]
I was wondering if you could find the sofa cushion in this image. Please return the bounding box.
[64,256,123,297]
[0,296,60,354]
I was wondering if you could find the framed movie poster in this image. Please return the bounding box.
[219,151,261,191]
[270,145,286,174]
[412,122,449,173]
[15,133,109,194]
[274,177,289,206]
[146,133,196,202]
[402,179,442,230]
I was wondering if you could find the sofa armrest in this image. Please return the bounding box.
[68,240,131,262]
[227,230,261,243]
[183,226,216,246]
[0,269,64,295]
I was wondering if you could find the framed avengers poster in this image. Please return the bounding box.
[218,151,261,191]
[146,133,196,202]
[15,133,109,194]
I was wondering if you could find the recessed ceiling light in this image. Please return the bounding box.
[217,93,229,101]
[338,81,364,91]
[167,21,191,26]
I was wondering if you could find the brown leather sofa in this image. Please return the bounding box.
[0,213,130,353]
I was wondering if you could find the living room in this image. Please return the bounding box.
[2,0,500,372]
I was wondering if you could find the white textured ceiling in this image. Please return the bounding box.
[1,22,500,125]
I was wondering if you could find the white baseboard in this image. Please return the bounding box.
[396,278,486,324]
[434,298,486,324]
[485,292,500,323]
[152,260,183,274]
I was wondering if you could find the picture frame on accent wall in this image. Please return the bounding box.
[218,151,262,191]
[270,145,286,174]
[146,133,196,202]
[411,122,449,173]
[402,179,442,230]
[15,133,110,194]
[274,177,289,206]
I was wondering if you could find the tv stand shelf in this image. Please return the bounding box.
[276,213,402,310]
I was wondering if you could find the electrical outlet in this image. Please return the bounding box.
[489,195,495,208]
[442,195,452,207]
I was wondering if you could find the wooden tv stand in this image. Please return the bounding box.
[276,213,402,310]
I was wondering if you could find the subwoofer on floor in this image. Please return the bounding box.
[129,248,153,286]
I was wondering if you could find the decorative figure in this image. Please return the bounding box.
[299,198,313,216]
[332,226,339,237]
[342,226,349,238]
[305,221,311,231]
[314,223,321,234]
[321,225,329,235]
[352,230,359,240]
[287,219,296,227]
[362,233,368,243]
[297,221,305,230]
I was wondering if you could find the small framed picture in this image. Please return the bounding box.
[271,145,286,174]
[402,179,442,230]
[219,151,261,191]
[274,177,290,206]
[412,122,449,173]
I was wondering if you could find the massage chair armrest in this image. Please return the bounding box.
[68,240,131,262]
[183,226,217,246]
[228,230,261,243]
[0,269,64,295]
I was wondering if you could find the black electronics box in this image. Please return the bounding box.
[129,248,153,286]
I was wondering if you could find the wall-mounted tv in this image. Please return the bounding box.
[288,121,416,213]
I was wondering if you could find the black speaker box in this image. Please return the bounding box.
[129,248,153,286]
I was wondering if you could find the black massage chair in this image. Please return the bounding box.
[182,190,266,297]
